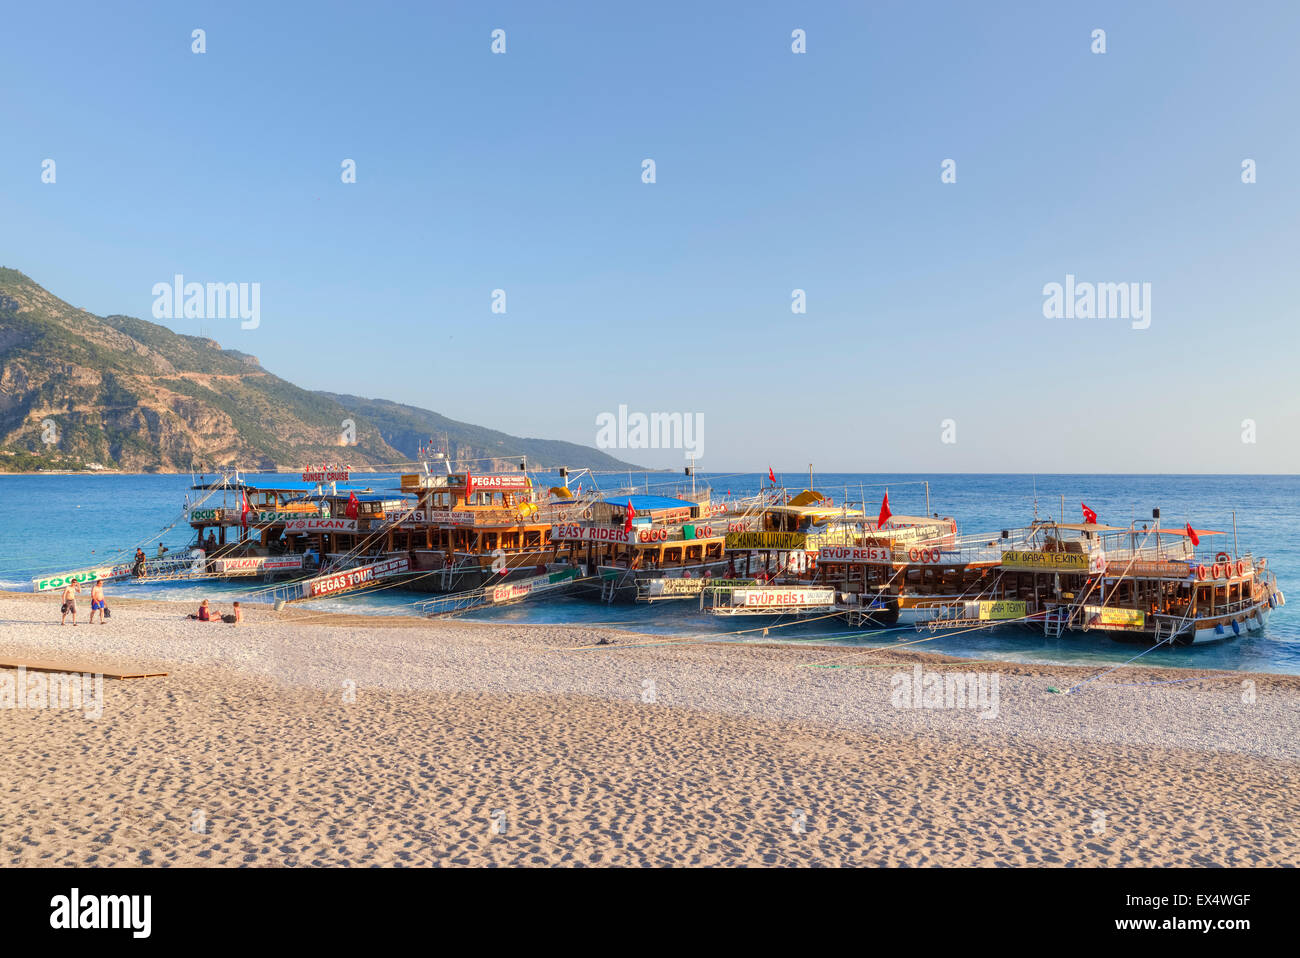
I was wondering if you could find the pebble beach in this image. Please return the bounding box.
[1,590,1296,867]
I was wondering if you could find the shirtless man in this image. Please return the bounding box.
[89,580,107,624]
[60,580,81,625]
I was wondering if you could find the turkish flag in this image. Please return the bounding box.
[624,499,635,533]
[464,471,474,501]
[768,466,776,484]
[1185,522,1200,547]
[1082,503,1097,524]
[346,491,359,518]
[877,492,892,529]
[240,490,250,528]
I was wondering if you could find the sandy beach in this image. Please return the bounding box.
[1,589,1296,867]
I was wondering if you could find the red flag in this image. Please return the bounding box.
[877,492,892,529]
[623,499,635,533]
[1081,503,1097,524]
[346,491,359,519]
[768,466,776,484]
[1185,522,1200,547]
[240,490,250,528]
[464,471,474,501]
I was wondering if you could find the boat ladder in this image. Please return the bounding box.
[1044,607,1070,638]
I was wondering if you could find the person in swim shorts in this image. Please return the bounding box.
[89,579,107,624]
[60,580,81,625]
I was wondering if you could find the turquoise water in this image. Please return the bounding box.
[1,472,1295,674]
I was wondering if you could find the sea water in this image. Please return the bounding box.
[1,472,1295,674]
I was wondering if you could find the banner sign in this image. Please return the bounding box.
[190,509,223,522]
[1000,550,1104,573]
[255,509,320,523]
[426,510,476,525]
[33,565,132,592]
[213,556,305,575]
[1107,559,1191,578]
[735,587,836,608]
[284,517,358,533]
[488,567,580,604]
[725,531,808,550]
[1083,606,1145,628]
[977,600,1026,621]
[644,577,761,597]
[819,545,893,564]
[302,468,350,482]
[550,523,637,545]
[306,556,409,598]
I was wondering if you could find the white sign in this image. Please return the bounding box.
[284,517,358,533]
[550,523,637,545]
[819,545,893,564]
[426,510,476,524]
[735,587,836,608]
[213,555,305,575]
[306,556,409,598]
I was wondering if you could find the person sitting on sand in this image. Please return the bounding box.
[60,580,81,625]
[89,580,107,625]
[188,599,219,622]
[220,602,242,625]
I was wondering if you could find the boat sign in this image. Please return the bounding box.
[819,545,892,564]
[305,556,409,598]
[1000,550,1105,573]
[212,556,305,575]
[725,532,808,550]
[32,564,132,592]
[734,587,835,608]
[284,517,358,533]
[550,523,637,544]
[977,600,1026,621]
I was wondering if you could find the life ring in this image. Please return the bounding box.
[1196,564,1207,581]
[1215,552,1230,563]
[1211,563,1222,580]
[1236,559,1245,577]
[909,548,920,562]
[582,509,592,520]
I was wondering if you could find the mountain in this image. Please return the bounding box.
[0,268,640,473]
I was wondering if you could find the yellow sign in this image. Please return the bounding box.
[1000,550,1091,572]
[1084,606,1145,628]
[978,600,1026,621]
[725,531,808,550]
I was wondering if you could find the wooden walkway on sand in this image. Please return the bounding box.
[0,659,167,680]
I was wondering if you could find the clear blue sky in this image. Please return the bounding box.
[3,1,1296,472]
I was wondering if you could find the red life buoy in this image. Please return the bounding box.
[1236,559,1246,577]
[1211,563,1223,580]
[1216,552,1230,563]
[1196,564,1207,581]
[909,548,920,562]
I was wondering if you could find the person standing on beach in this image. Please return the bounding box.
[60,581,81,625]
[88,580,107,624]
